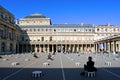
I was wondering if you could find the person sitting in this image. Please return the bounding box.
[81,56,97,76]
[33,53,38,58]
[84,56,97,72]
[48,53,53,60]
[0,56,2,58]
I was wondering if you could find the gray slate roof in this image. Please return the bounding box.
[19,24,94,28]
[23,13,48,19]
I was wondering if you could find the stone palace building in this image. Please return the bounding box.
[0,6,120,54]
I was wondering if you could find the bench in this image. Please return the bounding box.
[87,71,95,77]
[25,58,30,61]
[11,62,19,66]
[43,62,49,66]
[32,71,42,78]
[105,62,111,66]
[3,58,9,61]
[75,62,80,66]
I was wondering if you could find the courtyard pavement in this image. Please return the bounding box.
[0,52,120,80]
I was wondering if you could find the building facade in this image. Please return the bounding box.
[0,6,21,54]
[18,13,120,53]
[95,34,120,53]
[0,6,120,54]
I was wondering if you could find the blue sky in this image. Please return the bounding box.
[0,0,120,25]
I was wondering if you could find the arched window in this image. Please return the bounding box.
[97,28,99,31]
[41,37,44,41]
[54,29,56,32]
[105,28,107,31]
[34,29,36,31]
[50,36,52,41]
[74,29,76,32]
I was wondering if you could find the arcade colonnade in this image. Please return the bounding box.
[19,43,95,53]
[95,40,120,52]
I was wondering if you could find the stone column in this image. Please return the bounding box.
[86,44,87,52]
[92,44,95,52]
[113,41,116,53]
[76,44,78,52]
[31,45,32,52]
[35,44,37,52]
[69,44,71,52]
[89,44,91,51]
[78,44,79,52]
[66,45,68,52]
[43,45,45,53]
[34,44,36,52]
[72,44,74,52]
[95,43,98,52]
[118,41,120,51]
[52,44,54,52]
[39,45,41,52]
[61,44,62,53]
[108,42,111,52]
[79,45,81,52]
[56,44,58,52]
[47,44,49,53]
[117,41,120,51]
[104,42,106,52]
[64,44,66,53]
[81,44,83,52]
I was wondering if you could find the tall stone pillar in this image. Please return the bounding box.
[86,44,88,52]
[47,44,49,53]
[61,44,62,53]
[39,45,41,53]
[77,44,79,52]
[43,45,45,53]
[65,44,67,53]
[81,44,83,52]
[92,44,95,52]
[118,41,120,51]
[69,44,71,52]
[56,44,58,52]
[30,45,32,52]
[95,43,98,52]
[108,42,111,52]
[72,44,75,52]
[79,45,81,52]
[113,41,116,53]
[90,44,91,51]
[52,44,54,53]
[36,44,38,53]
[104,42,106,52]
